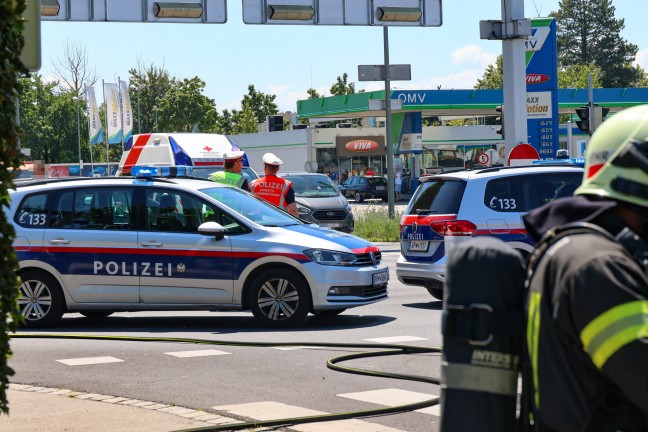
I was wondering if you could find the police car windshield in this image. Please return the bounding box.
[199,186,301,227]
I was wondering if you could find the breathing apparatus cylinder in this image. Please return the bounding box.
[440,237,526,431]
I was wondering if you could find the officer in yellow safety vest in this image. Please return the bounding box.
[209,151,249,191]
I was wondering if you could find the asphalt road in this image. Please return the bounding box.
[8,249,445,432]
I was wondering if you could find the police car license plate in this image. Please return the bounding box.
[408,240,429,252]
[372,270,389,286]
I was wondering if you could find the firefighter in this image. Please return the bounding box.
[523,104,648,431]
[209,151,249,190]
[249,153,299,217]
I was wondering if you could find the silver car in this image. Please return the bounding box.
[280,172,354,233]
[396,164,584,299]
[8,168,387,328]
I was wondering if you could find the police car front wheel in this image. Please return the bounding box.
[18,270,65,328]
[249,269,311,328]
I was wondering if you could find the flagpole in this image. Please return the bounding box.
[85,83,95,175]
[102,79,109,173]
[118,76,124,155]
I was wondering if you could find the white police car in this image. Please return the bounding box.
[396,164,583,299]
[8,166,388,328]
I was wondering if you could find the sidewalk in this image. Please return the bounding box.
[0,383,241,432]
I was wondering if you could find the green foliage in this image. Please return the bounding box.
[0,0,27,414]
[306,88,321,99]
[557,64,602,88]
[475,55,503,89]
[551,0,638,87]
[128,64,175,134]
[353,206,403,242]
[158,77,218,133]
[240,84,279,125]
[329,73,356,96]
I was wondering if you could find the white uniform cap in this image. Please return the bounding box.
[223,150,245,161]
[262,152,283,166]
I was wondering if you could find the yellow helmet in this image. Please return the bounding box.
[575,104,648,207]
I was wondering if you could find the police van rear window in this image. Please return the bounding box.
[405,179,465,215]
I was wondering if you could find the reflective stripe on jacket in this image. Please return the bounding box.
[209,171,245,189]
[249,175,292,209]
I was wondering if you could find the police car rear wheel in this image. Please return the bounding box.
[18,271,65,328]
[249,269,311,328]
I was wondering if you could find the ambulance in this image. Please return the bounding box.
[116,133,258,182]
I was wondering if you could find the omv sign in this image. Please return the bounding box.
[345,140,379,152]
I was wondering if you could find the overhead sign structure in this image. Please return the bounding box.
[21,0,41,71]
[40,0,227,23]
[242,0,442,26]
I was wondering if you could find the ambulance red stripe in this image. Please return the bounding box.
[122,134,152,174]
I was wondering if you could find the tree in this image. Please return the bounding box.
[558,64,602,88]
[475,55,504,89]
[0,0,26,414]
[158,77,218,133]
[240,84,279,125]
[329,73,356,96]
[128,63,175,133]
[52,40,98,96]
[551,0,638,87]
[306,88,321,99]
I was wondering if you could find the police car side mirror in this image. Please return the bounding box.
[198,222,226,241]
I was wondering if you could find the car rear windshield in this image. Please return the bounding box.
[405,179,466,215]
[367,177,387,185]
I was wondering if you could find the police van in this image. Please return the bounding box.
[116,133,258,183]
[8,166,388,328]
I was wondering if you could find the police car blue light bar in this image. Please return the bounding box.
[532,158,585,168]
[132,165,194,178]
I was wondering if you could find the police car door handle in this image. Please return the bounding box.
[48,239,70,245]
[140,241,163,247]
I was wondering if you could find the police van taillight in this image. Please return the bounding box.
[430,220,476,236]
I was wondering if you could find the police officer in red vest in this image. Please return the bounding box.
[249,153,299,217]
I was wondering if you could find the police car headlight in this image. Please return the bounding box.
[296,203,311,215]
[304,249,357,266]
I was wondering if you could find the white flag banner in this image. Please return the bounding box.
[86,86,104,145]
[104,82,122,144]
[120,80,133,142]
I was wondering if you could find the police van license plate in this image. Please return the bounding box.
[408,240,429,252]
[372,270,389,286]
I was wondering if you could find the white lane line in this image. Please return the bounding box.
[56,356,124,366]
[213,401,325,420]
[362,336,429,343]
[338,388,438,416]
[212,401,405,431]
[164,349,231,358]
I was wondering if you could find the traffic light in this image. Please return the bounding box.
[495,105,504,138]
[266,115,284,132]
[575,106,590,134]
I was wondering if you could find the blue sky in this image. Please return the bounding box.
[40,0,648,113]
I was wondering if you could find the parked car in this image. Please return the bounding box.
[396,164,584,300]
[7,165,388,328]
[339,175,388,203]
[279,172,354,232]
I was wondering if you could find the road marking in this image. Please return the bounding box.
[362,336,429,343]
[338,388,439,416]
[56,356,124,366]
[164,349,231,358]
[212,401,405,431]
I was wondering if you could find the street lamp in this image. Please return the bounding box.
[153,105,158,132]
[72,96,82,176]
[130,84,143,133]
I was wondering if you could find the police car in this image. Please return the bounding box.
[396,164,583,299]
[8,166,388,328]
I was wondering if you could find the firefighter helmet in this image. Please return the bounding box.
[575,104,648,207]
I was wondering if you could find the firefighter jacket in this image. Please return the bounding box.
[209,171,249,191]
[249,175,295,210]
[523,195,648,431]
